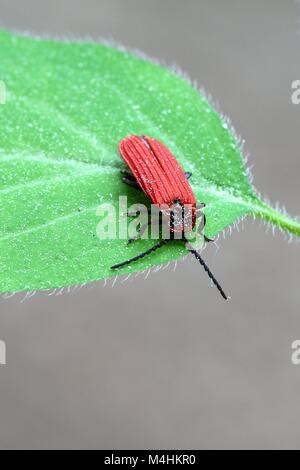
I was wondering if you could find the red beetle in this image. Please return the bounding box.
[111,135,228,300]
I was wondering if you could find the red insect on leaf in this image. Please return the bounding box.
[111,135,228,300]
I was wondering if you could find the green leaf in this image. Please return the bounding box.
[0,29,299,293]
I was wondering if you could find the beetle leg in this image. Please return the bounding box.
[120,170,135,178]
[122,176,141,190]
[127,222,149,244]
[111,239,171,270]
[196,205,215,243]
[127,216,161,244]
[120,170,142,190]
[201,215,215,243]
[127,206,149,217]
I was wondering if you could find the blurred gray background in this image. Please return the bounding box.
[0,0,299,450]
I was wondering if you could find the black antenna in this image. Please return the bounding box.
[111,239,170,270]
[189,249,228,300]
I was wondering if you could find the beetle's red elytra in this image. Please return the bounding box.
[111,135,228,300]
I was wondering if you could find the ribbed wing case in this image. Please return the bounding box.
[118,135,197,210]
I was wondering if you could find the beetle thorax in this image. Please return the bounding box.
[160,199,196,234]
